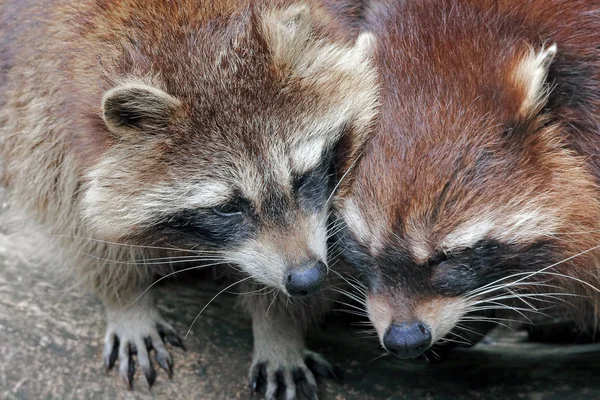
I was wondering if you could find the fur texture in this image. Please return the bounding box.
[336,0,600,356]
[0,0,378,394]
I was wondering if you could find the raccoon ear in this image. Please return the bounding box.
[259,3,376,73]
[259,3,315,67]
[514,43,557,117]
[102,82,182,135]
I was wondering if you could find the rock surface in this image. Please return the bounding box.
[1,193,600,400]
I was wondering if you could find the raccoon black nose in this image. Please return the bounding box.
[383,322,432,359]
[285,261,327,296]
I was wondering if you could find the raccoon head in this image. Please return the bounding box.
[337,36,600,359]
[81,2,378,295]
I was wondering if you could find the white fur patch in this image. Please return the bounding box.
[367,295,471,348]
[83,165,235,238]
[439,204,557,254]
[226,210,329,291]
[441,218,495,251]
[290,137,327,173]
[341,197,372,244]
[366,295,394,346]
[500,208,552,243]
[416,297,470,343]
[514,44,557,116]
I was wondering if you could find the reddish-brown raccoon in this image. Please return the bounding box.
[336,0,600,359]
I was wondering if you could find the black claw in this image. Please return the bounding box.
[127,352,135,390]
[305,357,335,380]
[123,375,133,391]
[144,364,157,388]
[249,375,259,393]
[300,382,319,400]
[249,362,265,394]
[166,334,186,351]
[128,342,138,355]
[144,337,153,351]
[105,337,119,372]
[156,353,173,379]
[292,368,304,382]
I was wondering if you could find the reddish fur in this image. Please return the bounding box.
[344,0,600,338]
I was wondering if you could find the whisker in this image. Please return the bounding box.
[126,261,227,308]
[85,254,225,266]
[326,287,367,306]
[184,276,253,338]
[326,149,365,206]
[367,351,389,364]
[439,337,472,346]
[53,235,223,254]
[466,244,600,298]
[266,289,280,316]
[454,323,488,337]
[332,309,369,317]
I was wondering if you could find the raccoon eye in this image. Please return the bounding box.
[212,199,246,217]
[293,173,311,191]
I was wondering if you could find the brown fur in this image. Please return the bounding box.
[0,0,378,393]
[338,0,600,351]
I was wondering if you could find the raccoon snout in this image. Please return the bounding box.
[383,322,432,359]
[284,261,327,296]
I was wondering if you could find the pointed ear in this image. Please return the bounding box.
[259,3,376,74]
[513,43,557,117]
[102,82,182,135]
[259,3,315,67]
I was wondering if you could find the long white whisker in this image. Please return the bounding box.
[53,234,223,254]
[466,244,600,298]
[86,254,225,266]
[326,149,365,206]
[126,261,227,308]
[185,276,253,338]
[266,289,280,316]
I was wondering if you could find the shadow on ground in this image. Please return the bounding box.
[1,200,600,399]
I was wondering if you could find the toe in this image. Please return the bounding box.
[282,369,297,400]
[305,351,336,379]
[152,334,173,379]
[264,367,279,400]
[103,333,119,372]
[295,366,319,400]
[300,381,319,400]
[248,362,264,393]
[136,338,156,388]
[118,341,135,390]
[158,323,186,351]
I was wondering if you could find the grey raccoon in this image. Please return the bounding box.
[0,0,378,397]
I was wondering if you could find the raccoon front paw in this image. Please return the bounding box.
[248,349,336,400]
[103,312,185,390]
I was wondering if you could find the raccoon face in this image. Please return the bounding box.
[337,37,600,358]
[81,3,378,294]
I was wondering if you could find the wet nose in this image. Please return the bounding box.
[284,261,327,296]
[383,322,432,359]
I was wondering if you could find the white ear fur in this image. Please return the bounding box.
[260,4,314,69]
[514,43,557,116]
[353,31,376,58]
[260,4,376,75]
[102,81,181,135]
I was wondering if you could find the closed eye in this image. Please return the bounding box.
[212,197,250,217]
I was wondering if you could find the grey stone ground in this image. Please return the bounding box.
[1,192,600,400]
